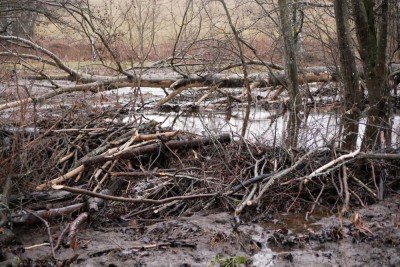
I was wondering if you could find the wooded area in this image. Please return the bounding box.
[1,0,400,266]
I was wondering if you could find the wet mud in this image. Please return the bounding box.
[6,194,400,267]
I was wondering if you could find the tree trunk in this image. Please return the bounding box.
[352,0,390,150]
[334,0,361,151]
[278,0,301,112]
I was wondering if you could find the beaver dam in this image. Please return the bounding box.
[0,77,399,266]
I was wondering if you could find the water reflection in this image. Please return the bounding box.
[111,87,400,149]
[124,107,346,148]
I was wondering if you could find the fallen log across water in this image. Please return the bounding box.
[2,64,400,111]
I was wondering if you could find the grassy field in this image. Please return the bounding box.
[30,0,335,67]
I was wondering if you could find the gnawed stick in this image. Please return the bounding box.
[52,185,218,204]
[134,131,178,141]
[66,212,89,248]
[304,149,360,183]
[235,184,258,215]
[36,165,85,191]
[25,243,50,250]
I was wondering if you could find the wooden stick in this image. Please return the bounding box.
[13,203,85,224]
[80,134,231,166]
[54,223,71,251]
[52,185,217,204]
[304,149,360,183]
[67,212,89,247]
[254,148,329,203]
[341,165,350,213]
[24,209,56,259]
[36,165,85,191]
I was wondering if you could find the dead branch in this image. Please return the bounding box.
[54,223,71,251]
[66,212,89,248]
[0,175,12,227]
[52,185,218,205]
[79,133,231,166]
[36,165,85,191]
[304,149,360,183]
[0,35,81,79]
[254,148,330,203]
[23,209,56,259]
[12,203,85,224]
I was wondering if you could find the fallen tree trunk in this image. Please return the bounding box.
[2,64,400,111]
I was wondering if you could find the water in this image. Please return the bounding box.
[104,86,400,148]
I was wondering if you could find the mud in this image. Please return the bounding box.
[5,194,399,266]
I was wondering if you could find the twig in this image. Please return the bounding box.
[52,185,218,204]
[350,174,377,198]
[67,212,89,247]
[341,165,350,213]
[235,184,258,215]
[253,148,328,203]
[24,209,56,259]
[92,161,116,192]
[55,223,71,251]
[349,189,366,208]
[308,183,325,218]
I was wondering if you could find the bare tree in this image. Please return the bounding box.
[351,0,390,150]
[333,0,361,151]
[277,0,301,109]
[277,0,302,147]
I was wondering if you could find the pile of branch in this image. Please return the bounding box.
[1,112,400,261]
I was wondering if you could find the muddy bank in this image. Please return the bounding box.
[7,194,399,266]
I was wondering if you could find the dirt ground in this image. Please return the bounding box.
[4,193,399,267]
